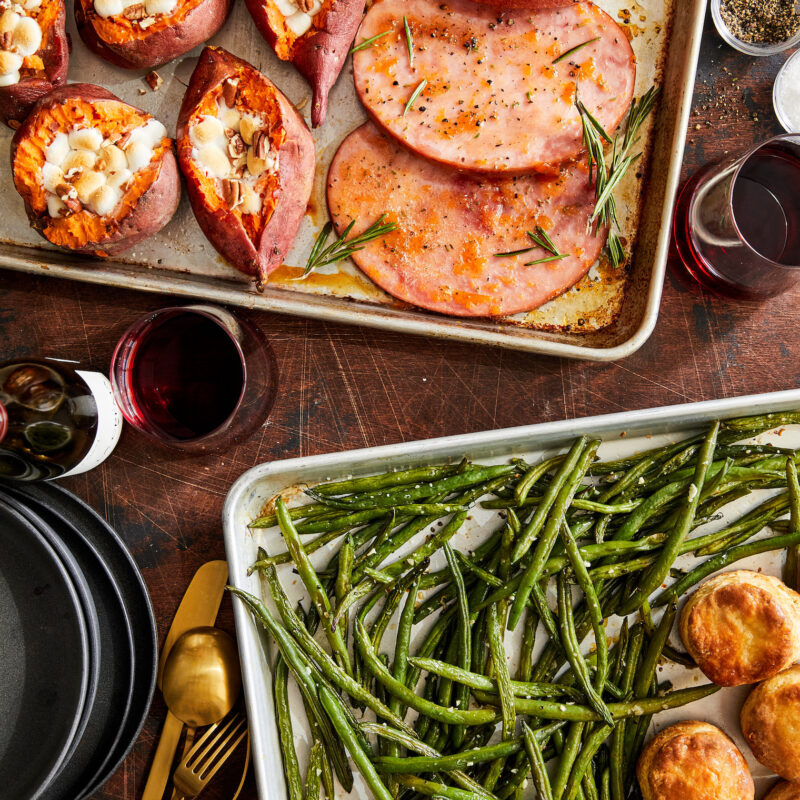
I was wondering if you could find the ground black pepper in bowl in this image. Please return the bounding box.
[719,0,800,44]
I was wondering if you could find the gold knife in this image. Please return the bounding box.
[141,560,229,800]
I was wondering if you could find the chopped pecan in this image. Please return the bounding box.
[0,31,13,49]
[62,196,83,214]
[227,133,246,158]
[252,130,269,160]
[297,0,314,11]
[220,178,241,208]
[145,70,162,91]
[123,3,146,19]
[221,79,238,108]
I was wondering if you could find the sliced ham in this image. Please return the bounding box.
[327,123,608,318]
[473,0,577,6]
[353,0,635,174]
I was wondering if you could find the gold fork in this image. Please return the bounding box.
[171,711,248,800]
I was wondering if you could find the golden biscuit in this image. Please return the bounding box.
[679,570,800,686]
[741,665,800,781]
[765,782,800,800]
[637,721,754,800]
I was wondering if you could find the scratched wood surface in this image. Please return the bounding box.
[0,11,798,799]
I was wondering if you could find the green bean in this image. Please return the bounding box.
[557,573,613,726]
[455,550,504,588]
[443,543,471,748]
[563,725,614,800]
[301,691,335,800]
[273,654,304,800]
[516,608,538,682]
[558,520,609,694]
[293,504,462,536]
[511,437,589,565]
[332,575,382,630]
[248,500,335,529]
[487,601,515,739]
[391,573,420,718]
[553,720,585,800]
[356,619,500,725]
[313,463,462,496]
[522,722,554,800]
[619,421,719,614]
[472,683,719,722]
[276,499,352,674]
[396,774,493,800]
[304,740,323,800]
[317,684,394,800]
[230,588,354,791]
[722,411,800,433]
[654,528,800,604]
[243,579,415,736]
[485,497,639,514]
[785,458,800,591]
[509,440,600,630]
[515,455,563,504]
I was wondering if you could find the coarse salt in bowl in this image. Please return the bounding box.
[774,50,800,133]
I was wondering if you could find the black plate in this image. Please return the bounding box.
[6,482,158,799]
[0,487,136,800]
[0,501,90,800]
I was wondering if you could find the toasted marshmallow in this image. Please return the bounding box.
[144,0,175,15]
[45,132,70,166]
[124,140,154,172]
[274,0,295,15]
[0,10,21,34]
[94,0,123,16]
[90,184,121,216]
[69,127,104,152]
[198,145,230,179]
[192,116,224,145]
[241,186,261,215]
[99,143,127,173]
[221,107,241,131]
[286,10,312,36]
[129,118,166,149]
[63,149,96,172]
[22,0,42,10]
[46,194,66,217]
[74,170,106,204]
[239,116,259,146]
[106,168,132,189]
[0,49,23,75]
[0,67,18,85]
[12,17,41,57]
[41,162,64,193]
[246,150,268,177]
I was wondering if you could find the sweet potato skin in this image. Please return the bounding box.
[245,0,365,126]
[474,0,577,6]
[10,83,180,256]
[176,46,315,288]
[74,0,232,69]
[0,0,69,128]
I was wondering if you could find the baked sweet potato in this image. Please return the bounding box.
[245,0,364,126]
[473,0,577,7]
[177,47,315,289]
[74,0,231,69]
[11,83,180,256]
[0,0,68,128]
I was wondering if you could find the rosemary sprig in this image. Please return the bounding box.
[403,16,414,67]
[552,36,600,65]
[494,225,567,261]
[403,79,427,116]
[350,30,391,54]
[525,254,569,266]
[577,86,660,267]
[300,215,398,278]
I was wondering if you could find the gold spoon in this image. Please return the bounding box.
[162,627,243,796]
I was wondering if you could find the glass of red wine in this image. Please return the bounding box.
[673,133,800,299]
[111,305,278,452]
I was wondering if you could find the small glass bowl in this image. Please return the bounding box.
[711,0,800,56]
[774,49,800,132]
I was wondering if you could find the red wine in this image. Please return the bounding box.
[673,141,800,299]
[732,145,800,265]
[128,311,245,441]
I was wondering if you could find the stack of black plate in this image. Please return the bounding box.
[0,482,157,800]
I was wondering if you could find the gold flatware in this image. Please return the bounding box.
[172,711,248,800]
[230,733,250,800]
[141,560,229,800]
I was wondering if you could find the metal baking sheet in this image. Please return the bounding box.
[0,0,705,358]
[224,388,800,800]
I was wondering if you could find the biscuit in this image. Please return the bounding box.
[679,570,800,686]
[741,665,800,781]
[637,721,754,800]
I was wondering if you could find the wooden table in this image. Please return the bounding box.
[1,12,796,799]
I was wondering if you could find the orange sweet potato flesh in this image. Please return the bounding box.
[0,0,69,128]
[11,83,180,256]
[177,46,315,288]
[244,0,365,126]
[75,0,231,69]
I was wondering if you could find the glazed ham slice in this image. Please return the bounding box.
[327,123,608,318]
[352,0,635,174]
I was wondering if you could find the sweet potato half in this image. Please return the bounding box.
[11,83,180,256]
[245,0,364,126]
[0,0,68,128]
[75,0,231,69]
[177,47,315,289]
